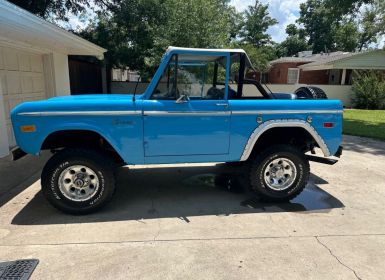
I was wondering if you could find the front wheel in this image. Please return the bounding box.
[41,148,116,214]
[248,145,310,202]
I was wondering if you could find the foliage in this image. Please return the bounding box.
[79,0,237,78]
[231,0,279,72]
[343,109,385,140]
[8,0,116,21]
[11,0,280,75]
[229,43,277,73]
[334,21,359,52]
[239,0,278,47]
[357,2,385,51]
[352,70,385,109]
[298,0,336,53]
[277,24,309,57]
[298,0,385,53]
[79,0,164,74]
[155,0,234,49]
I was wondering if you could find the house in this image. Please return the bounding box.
[262,50,385,85]
[112,68,141,82]
[0,0,106,158]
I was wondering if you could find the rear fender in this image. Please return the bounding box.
[240,119,330,161]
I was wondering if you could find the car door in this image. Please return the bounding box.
[142,54,231,157]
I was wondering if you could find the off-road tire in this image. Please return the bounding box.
[294,86,328,99]
[41,148,116,214]
[248,145,310,202]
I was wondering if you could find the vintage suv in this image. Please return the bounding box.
[11,47,343,214]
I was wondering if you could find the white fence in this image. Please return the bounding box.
[111,82,354,107]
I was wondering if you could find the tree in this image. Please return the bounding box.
[277,24,309,57]
[357,2,385,50]
[334,21,359,52]
[8,0,116,21]
[156,0,234,49]
[229,43,277,72]
[298,0,337,52]
[239,0,278,47]
[79,0,164,74]
[80,0,237,79]
[298,0,385,52]
[323,0,373,18]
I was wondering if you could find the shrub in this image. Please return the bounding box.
[352,70,385,110]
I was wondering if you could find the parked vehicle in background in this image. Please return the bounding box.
[11,47,343,214]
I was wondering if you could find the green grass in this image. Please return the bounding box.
[343,109,385,140]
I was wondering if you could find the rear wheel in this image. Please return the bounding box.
[41,148,116,214]
[248,145,309,202]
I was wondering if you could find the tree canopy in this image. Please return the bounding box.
[239,0,278,47]
[78,0,280,75]
[8,0,116,21]
[9,0,385,75]
[297,0,385,52]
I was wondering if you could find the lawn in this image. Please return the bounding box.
[343,109,385,140]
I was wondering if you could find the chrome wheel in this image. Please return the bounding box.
[58,165,99,202]
[263,158,297,191]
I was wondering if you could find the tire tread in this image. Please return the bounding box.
[41,148,116,214]
[248,144,310,202]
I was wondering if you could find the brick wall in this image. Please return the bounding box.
[267,62,329,85]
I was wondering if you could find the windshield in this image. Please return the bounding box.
[151,54,228,100]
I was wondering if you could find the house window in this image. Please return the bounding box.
[287,68,300,84]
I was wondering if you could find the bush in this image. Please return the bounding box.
[352,70,385,110]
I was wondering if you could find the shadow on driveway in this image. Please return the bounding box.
[0,152,51,208]
[343,134,385,156]
[11,165,344,225]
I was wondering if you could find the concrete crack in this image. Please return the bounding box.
[1,233,385,247]
[315,236,362,280]
[153,218,161,241]
[150,196,161,241]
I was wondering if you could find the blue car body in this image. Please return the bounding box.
[11,47,343,165]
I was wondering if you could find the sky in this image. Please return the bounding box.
[229,0,306,43]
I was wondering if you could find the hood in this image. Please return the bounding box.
[11,94,141,117]
[47,94,136,102]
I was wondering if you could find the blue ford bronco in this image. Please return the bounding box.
[11,47,343,214]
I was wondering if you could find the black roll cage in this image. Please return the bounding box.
[154,52,274,100]
[235,53,273,99]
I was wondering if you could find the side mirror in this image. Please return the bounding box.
[175,94,190,104]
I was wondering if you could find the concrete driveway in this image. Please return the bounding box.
[0,135,384,280]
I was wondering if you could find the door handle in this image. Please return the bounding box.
[216,103,229,107]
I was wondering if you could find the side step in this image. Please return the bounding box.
[306,155,338,165]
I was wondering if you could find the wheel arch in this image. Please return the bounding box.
[240,119,330,161]
[41,129,125,164]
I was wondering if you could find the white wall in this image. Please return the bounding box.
[0,78,9,157]
[110,82,354,107]
[255,84,354,107]
[43,52,71,97]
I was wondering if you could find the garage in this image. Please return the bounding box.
[0,0,106,158]
[0,47,46,148]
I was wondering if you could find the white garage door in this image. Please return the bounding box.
[0,46,46,152]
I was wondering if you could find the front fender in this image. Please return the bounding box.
[12,115,144,164]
